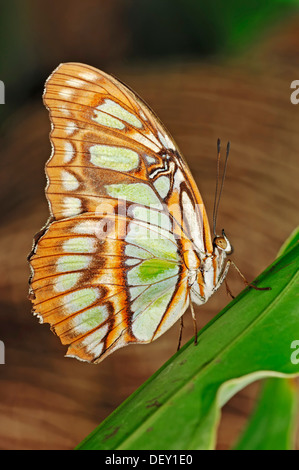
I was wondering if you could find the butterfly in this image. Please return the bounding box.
[28,62,235,364]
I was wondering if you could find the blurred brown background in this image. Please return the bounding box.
[0,0,298,450]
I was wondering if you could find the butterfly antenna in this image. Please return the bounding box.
[212,138,221,236]
[212,139,230,236]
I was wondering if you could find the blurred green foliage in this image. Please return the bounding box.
[0,0,299,124]
[233,378,298,450]
[128,0,299,58]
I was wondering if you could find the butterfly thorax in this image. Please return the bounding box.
[187,231,232,305]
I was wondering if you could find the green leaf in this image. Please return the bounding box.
[76,228,299,450]
[233,378,298,450]
[277,226,299,258]
[232,227,299,450]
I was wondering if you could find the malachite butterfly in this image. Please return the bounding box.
[28,62,235,363]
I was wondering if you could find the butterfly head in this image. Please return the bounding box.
[213,229,233,256]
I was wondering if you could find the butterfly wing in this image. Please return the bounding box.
[29,212,189,362]
[43,62,213,252]
[28,62,213,362]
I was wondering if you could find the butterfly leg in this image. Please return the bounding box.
[188,291,198,346]
[228,260,271,291]
[224,278,235,299]
[177,317,184,351]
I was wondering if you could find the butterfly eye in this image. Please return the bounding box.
[213,231,233,254]
[214,236,227,250]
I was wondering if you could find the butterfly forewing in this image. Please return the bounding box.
[29,62,214,362]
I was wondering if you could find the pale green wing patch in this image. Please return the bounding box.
[132,288,176,342]
[54,272,82,293]
[153,176,170,199]
[125,223,179,261]
[121,203,184,343]
[125,244,153,260]
[92,110,125,130]
[131,277,177,315]
[127,259,179,286]
[90,145,139,171]
[105,183,163,209]
[130,206,172,232]
[71,305,110,335]
[62,287,100,315]
[94,99,143,129]
[56,255,92,272]
[62,237,97,253]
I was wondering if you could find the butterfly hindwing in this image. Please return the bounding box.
[29,211,189,362]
